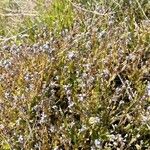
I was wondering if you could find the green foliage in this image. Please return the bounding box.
[41,0,74,33]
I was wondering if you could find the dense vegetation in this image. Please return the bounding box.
[0,0,150,149]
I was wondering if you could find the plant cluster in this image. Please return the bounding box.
[0,0,150,149]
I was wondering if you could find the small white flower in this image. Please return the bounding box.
[18,135,24,143]
[87,76,95,85]
[82,72,88,78]
[79,125,87,132]
[3,59,11,69]
[34,143,40,149]
[40,112,47,123]
[24,73,31,81]
[126,53,136,61]
[117,134,123,142]
[4,92,10,99]
[85,41,92,50]
[66,89,72,95]
[49,125,55,133]
[0,124,4,129]
[94,139,101,148]
[89,117,100,125]
[78,94,86,101]
[147,106,150,111]
[67,51,76,60]
[98,30,106,38]
[102,69,110,80]
[68,98,74,108]
[83,63,91,71]
[43,43,49,50]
